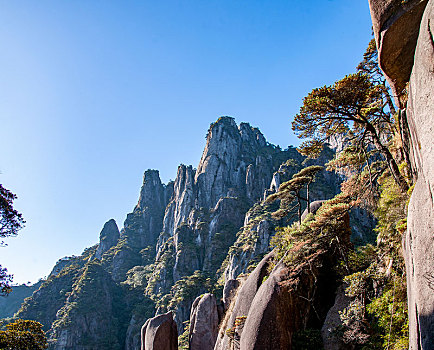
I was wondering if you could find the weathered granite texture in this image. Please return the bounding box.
[214,252,274,350]
[369,0,434,348]
[122,170,171,249]
[223,279,240,311]
[369,0,429,106]
[189,293,219,350]
[141,312,178,350]
[404,1,434,348]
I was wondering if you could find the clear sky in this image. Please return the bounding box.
[0,1,372,284]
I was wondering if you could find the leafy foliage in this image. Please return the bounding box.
[336,168,410,349]
[0,319,48,349]
[178,320,190,350]
[292,42,408,193]
[282,39,412,349]
[0,265,13,296]
[270,192,354,269]
[0,184,25,296]
[0,184,25,243]
[367,276,408,350]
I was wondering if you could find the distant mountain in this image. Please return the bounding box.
[0,281,42,319]
[11,117,350,349]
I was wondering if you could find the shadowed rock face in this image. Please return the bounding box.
[321,285,354,350]
[238,252,340,350]
[122,169,170,249]
[223,279,240,310]
[369,1,434,348]
[189,293,219,350]
[141,312,178,350]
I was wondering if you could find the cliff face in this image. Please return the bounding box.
[13,117,344,349]
[369,1,434,348]
[140,117,314,332]
[223,148,344,285]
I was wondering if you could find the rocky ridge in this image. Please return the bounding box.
[11,117,344,349]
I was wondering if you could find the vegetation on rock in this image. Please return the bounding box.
[0,319,48,350]
[0,35,416,350]
[270,38,413,349]
[0,184,25,295]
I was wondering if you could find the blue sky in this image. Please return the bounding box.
[0,1,372,284]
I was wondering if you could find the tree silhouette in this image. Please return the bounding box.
[0,183,25,295]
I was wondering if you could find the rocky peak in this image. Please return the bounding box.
[137,170,165,211]
[122,170,169,249]
[193,116,274,209]
[239,122,267,153]
[195,117,243,209]
[95,219,120,259]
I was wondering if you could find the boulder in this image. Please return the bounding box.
[223,279,240,310]
[239,263,292,350]
[368,0,428,106]
[189,293,219,350]
[321,285,354,350]
[239,251,339,350]
[141,312,178,350]
[301,200,325,222]
[214,251,274,350]
[237,218,349,349]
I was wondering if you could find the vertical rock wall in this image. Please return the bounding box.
[369,1,434,348]
[404,2,434,348]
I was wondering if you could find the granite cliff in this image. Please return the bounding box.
[369,1,434,348]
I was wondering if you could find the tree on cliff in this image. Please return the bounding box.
[0,184,24,243]
[267,165,323,224]
[292,41,409,193]
[0,183,25,295]
[292,73,408,193]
